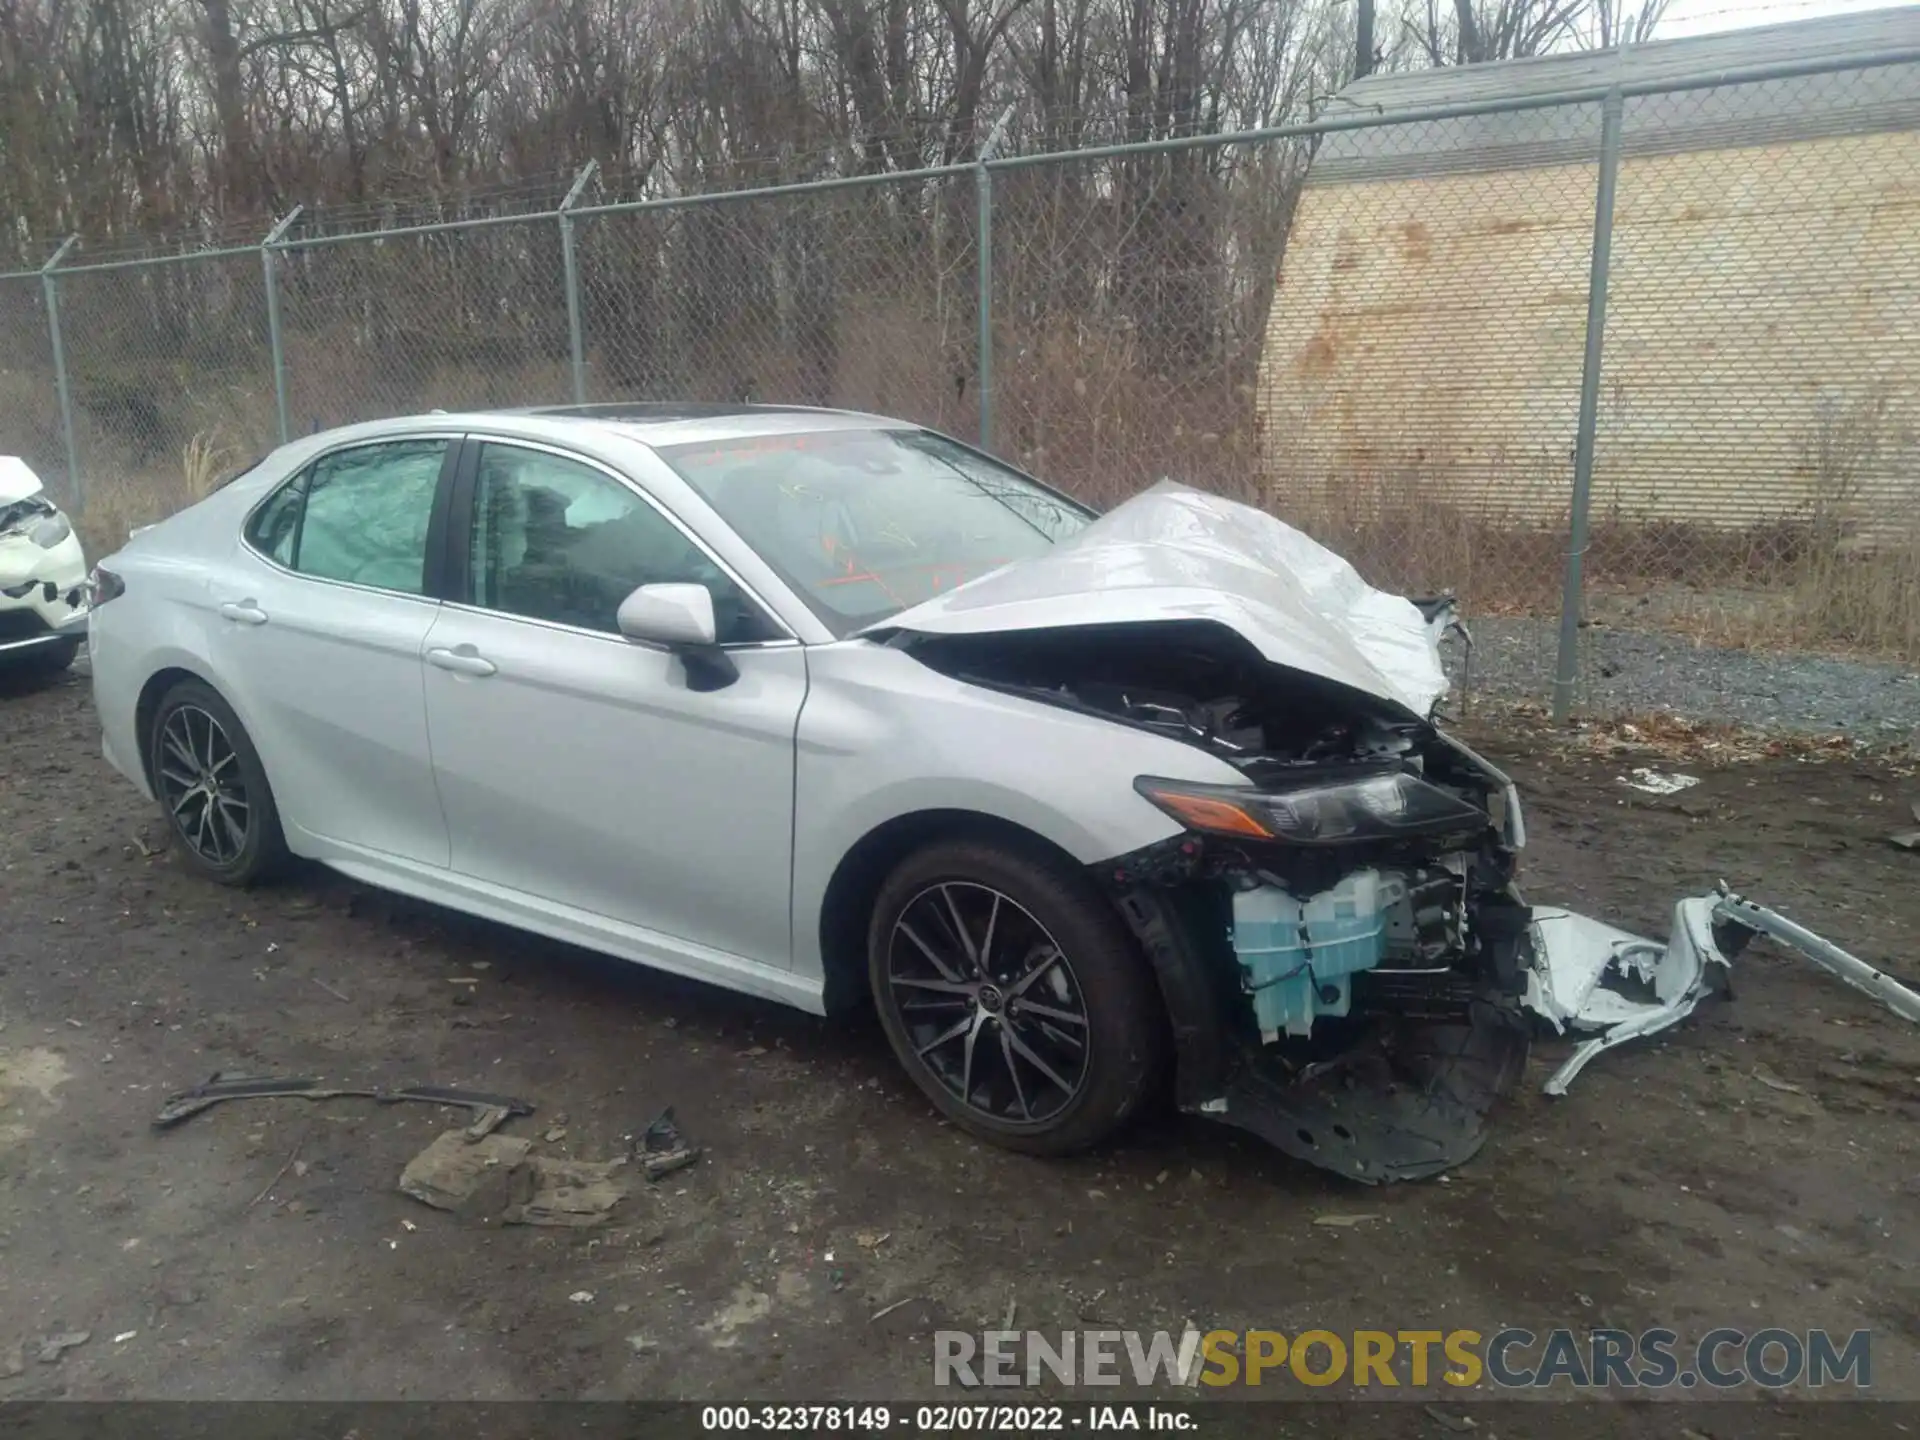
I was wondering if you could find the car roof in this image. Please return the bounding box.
[244,404,941,496]
[492,401,911,449]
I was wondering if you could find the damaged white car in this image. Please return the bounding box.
[0,457,89,673]
[85,406,1906,1183]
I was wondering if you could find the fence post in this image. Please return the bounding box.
[559,161,599,405]
[261,206,304,445]
[975,108,1015,450]
[1551,85,1625,726]
[39,236,81,512]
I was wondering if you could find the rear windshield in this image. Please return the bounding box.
[658,428,1092,635]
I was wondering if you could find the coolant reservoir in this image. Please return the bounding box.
[1231,872,1404,1039]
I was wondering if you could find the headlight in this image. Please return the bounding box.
[30,512,72,549]
[1135,770,1488,846]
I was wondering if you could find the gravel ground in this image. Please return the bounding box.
[1449,618,1920,737]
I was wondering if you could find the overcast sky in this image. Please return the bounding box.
[1659,0,1911,37]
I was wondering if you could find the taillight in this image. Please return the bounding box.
[87,565,125,607]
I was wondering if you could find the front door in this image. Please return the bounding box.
[419,438,806,970]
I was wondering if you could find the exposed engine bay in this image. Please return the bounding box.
[906,617,1529,1035]
[903,615,1908,1185]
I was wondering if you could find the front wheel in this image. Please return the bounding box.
[867,838,1164,1156]
[148,679,289,886]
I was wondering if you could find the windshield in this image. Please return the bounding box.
[658,427,1093,634]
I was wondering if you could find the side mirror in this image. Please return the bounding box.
[615,583,738,692]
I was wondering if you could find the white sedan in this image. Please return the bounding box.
[86,404,1741,1182]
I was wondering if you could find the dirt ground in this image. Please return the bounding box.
[2,658,1917,1424]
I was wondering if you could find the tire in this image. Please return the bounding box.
[148,679,289,886]
[867,838,1164,1156]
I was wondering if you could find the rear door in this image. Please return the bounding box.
[213,435,456,866]
[418,437,807,970]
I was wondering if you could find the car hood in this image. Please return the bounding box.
[867,481,1450,717]
[0,457,47,506]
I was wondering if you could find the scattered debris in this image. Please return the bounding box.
[1889,831,1920,852]
[3,1342,25,1378]
[464,1105,513,1142]
[399,1128,629,1227]
[1533,886,1919,1098]
[1311,1213,1380,1228]
[636,1107,699,1180]
[112,1331,136,1345]
[1002,1296,1017,1330]
[36,1331,89,1364]
[569,1291,594,1305]
[856,1231,891,1250]
[1423,1405,1476,1432]
[503,1153,628,1228]
[1751,1066,1805,1096]
[154,1074,534,1129]
[1619,768,1700,795]
[626,1334,655,1353]
[248,1143,304,1210]
[870,1297,918,1323]
[130,831,161,858]
[543,1126,568,1143]
[312,978,350,1003]
[1718,890,1920,1025]
[398,1131,533,1213]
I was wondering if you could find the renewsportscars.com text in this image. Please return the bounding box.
[933,1326,1873,1391]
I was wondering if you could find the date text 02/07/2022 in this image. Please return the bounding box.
[697,1405,1195,1432]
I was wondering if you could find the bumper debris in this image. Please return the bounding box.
[1528,885,1919,1097]
[154,1073,536,1128]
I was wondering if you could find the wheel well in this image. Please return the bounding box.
[816,810,1087,1013]
[133,666,209,788]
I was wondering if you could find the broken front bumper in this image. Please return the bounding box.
[1530,885,1920,1095]
[1124,882,1916,1186]
[0,524,89,659]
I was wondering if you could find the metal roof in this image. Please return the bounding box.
[523,402,843,423]
[1310,6,1920,183]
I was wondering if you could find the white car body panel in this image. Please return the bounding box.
[214,542,452,866]
[419,604,809,968]
[789,640,1248,977]
[0,457,89,657]
[871,481,1450,718]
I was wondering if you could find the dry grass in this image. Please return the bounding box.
[51,322,1920,667]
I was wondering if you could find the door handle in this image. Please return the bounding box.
[219,600,268,626]
[427,645,497,678]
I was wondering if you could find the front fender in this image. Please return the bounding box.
[789,640,1248,981]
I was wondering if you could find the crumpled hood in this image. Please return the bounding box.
[870,481,1449,717]
[0,457,47,506]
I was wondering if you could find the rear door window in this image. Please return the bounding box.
[246,439,449,595]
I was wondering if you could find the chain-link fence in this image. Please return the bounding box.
[2,44,1915,725]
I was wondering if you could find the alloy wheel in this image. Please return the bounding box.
[156,704,251,867]
[885,881,1092,1124]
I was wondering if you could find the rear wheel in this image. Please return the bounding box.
[868,838,1164,1155]
[148,680,289,886]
